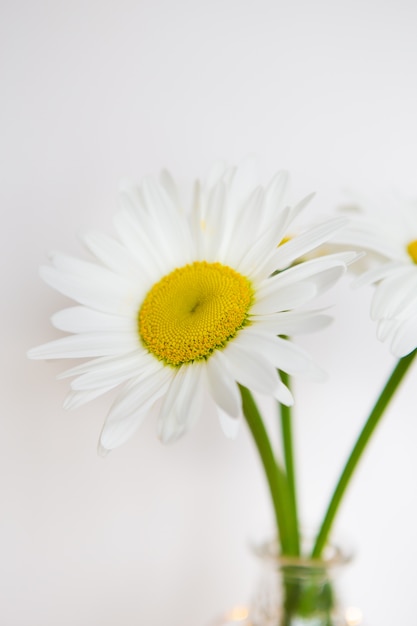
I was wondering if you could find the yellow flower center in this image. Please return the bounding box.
[407,240,417,263]
[138,261,253,366]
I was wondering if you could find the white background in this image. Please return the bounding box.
[2,1,417,625]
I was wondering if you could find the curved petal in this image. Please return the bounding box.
[265,217,349,273]
[157,363,205,443]
[352,260,404,288]
[27,331,139,360]
[79,230,139,276]
[63,384,118,410]
[233,330,324,380]
[221,186,265,267]
[255,309,333,335]
[40,265,138,316]
[51,306,134,333]
[251,282,316,315]
[371,268,417,320]
[106,361,170,421]
[218,408,241,439]
[237,207,292,278]
[70,351,150,391]
[391,315,417,357]
[223,341,281,397]
[99,366,172,450]
[205,351,241,418]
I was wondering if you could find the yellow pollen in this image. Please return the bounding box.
[407,240,417,263]
[138,261,253,366]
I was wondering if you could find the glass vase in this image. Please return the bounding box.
[212,537,359,626]
[249,537,354,626]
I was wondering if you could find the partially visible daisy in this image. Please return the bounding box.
[332,191,417,357]
[28,159,355,452]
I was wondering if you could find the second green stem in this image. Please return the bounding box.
[279,370,300,556]
[312,348,417,558]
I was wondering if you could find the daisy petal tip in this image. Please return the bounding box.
[275,384,294,407]
[343,251,366,270]
[97,441,111,458]
[218,410,241,439]
[62,395,77,411]
[157,419,186,445]
[311,368,328,384]
[304,191,316,204]
[27,344,51,360]
[26,347,38,360]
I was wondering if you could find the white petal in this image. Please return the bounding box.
[141,175,177,218]
[205,351,241,418]
[189,180,206,257]
[233,330,323,379]
[48,250,139,287]
[391,315,417,357]
[157,369,188,443]
[100,409,148,451]
[119,179,148,216]
[287,192,316,222]
[274,377,294,406]
[250,282,316,315]
[376,318,397,342]
[237,207,292,278]
[226,156,259,214]
[223,341,281,397]
[107,361,170,421]
[263,170,290,226]
[352,261,404,288]
[158,364,204,443]
[255,310,333,334]
[265,217,349,273]
[79,230,137,276]
[28,332,138,359]
[159,169,181,209]
[174,363,205,428]
[40,265,137,316]
[63,384,117,410]
[205,160,228,189]
[141,177,195,264]
[57,353,145,380]
[218,408,241,439]
[331,225,402,260]
[371,268,417,320]
[70,351,150,390]
[51,306,134,333]
[256,254,350,303]
[113,209,166,279]
[99,367,171,450]
[221,186,265,267]
[308,265,347,293]
[202,180,227,261]
[225,343,294,405]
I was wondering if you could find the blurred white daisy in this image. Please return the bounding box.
[333,191,417,357]
[28,160,354,451]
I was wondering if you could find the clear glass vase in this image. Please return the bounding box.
[211,537,358,626]
[248,538,353,626]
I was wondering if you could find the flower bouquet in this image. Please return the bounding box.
[28,160,417,625]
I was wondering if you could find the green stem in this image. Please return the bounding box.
[279,370,300,556]
[312,348,417,558]
[239,385,295,554]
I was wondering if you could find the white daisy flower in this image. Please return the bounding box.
[333,192,417,358]
[28,160,354,451]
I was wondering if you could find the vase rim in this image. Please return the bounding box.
[251,535,354,570]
